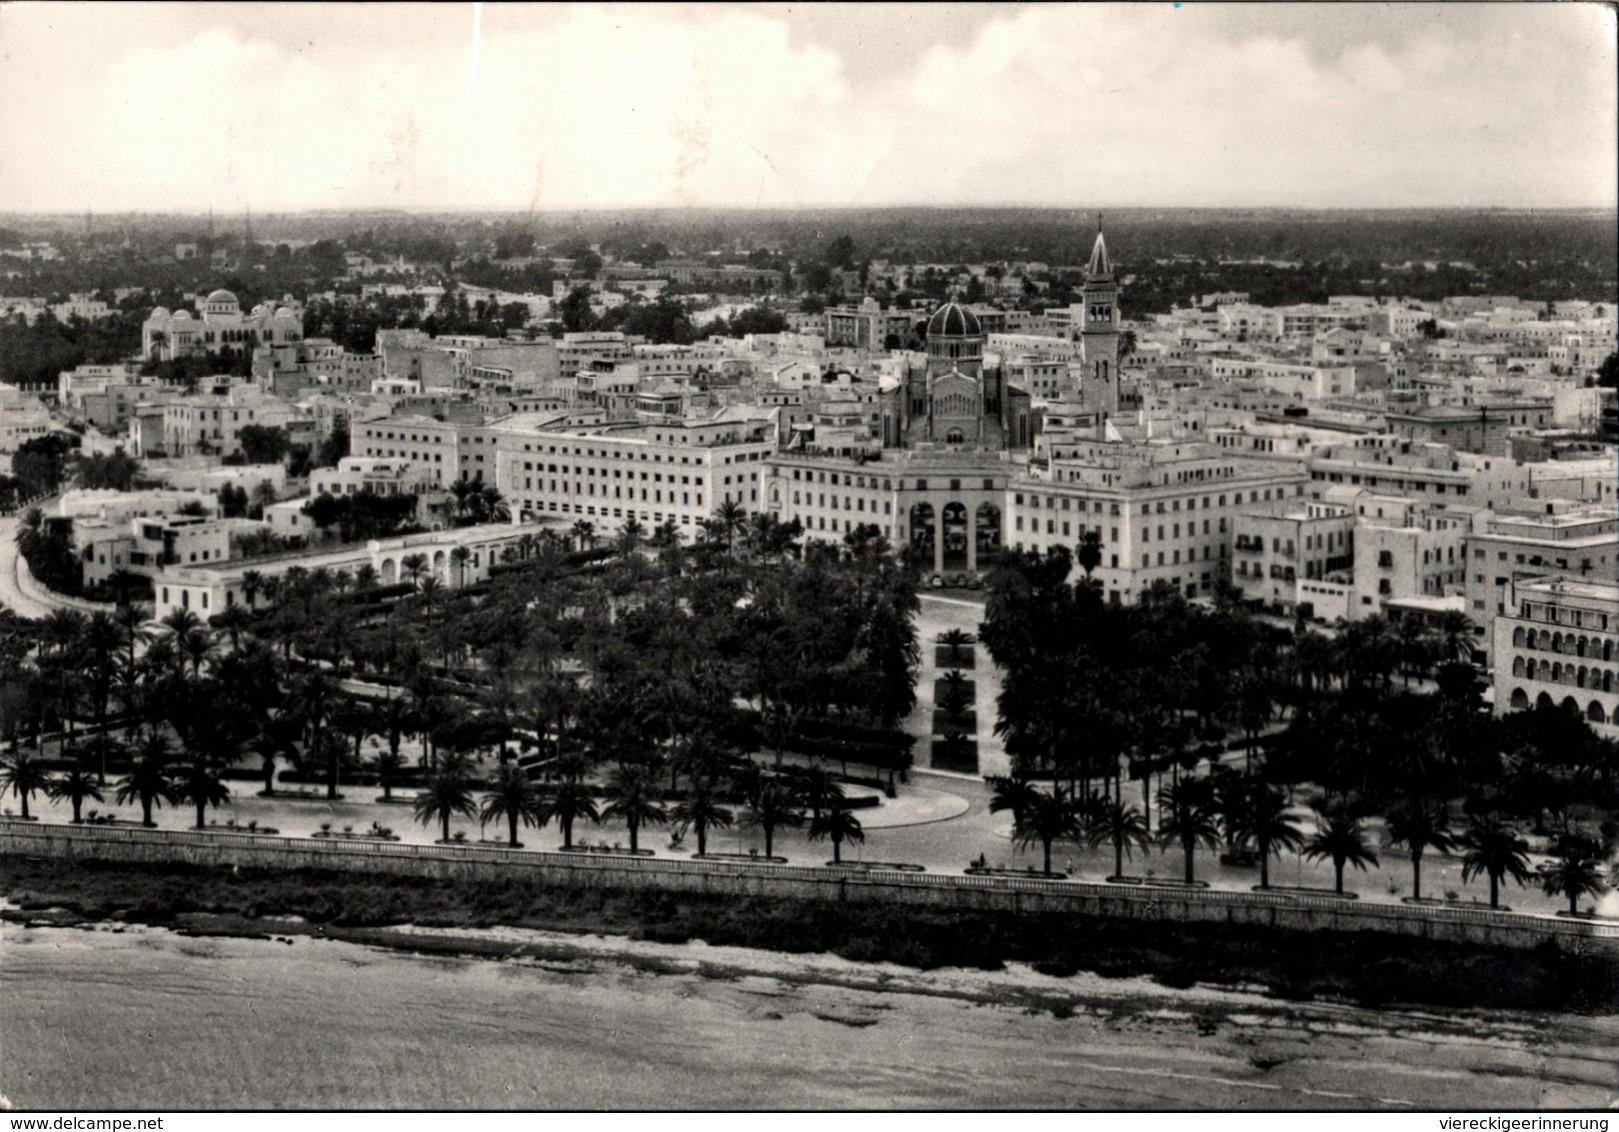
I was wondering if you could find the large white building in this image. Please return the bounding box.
[142,290,304,361]
[491,412,776,533]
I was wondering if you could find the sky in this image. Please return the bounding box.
[0,1,1614,214]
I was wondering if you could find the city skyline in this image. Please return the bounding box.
[0,2,1615,215]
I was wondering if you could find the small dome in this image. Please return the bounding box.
[171,309,192,321]
[149,306,171,320]
[205,288,238,305]
[275,306,295,319]
[926,301,981,339]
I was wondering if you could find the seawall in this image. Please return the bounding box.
[4,819,1616,957]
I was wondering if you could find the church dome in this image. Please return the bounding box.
[926,301,981,339]
[205,288,238,305]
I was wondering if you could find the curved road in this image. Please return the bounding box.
[0,516,65,619]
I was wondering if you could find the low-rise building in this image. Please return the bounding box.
[1231,498,1356,613]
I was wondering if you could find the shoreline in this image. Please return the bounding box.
[6,855,1618,1014]
[9,906,1617,1111]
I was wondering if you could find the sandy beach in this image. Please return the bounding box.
[2,910,1615,1110]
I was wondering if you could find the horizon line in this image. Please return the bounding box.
[3,203,1615,219]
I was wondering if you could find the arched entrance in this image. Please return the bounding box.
[909,503,936,572]
[941,502,969,572]
[379,558,397,585]
[975,503,1001,566]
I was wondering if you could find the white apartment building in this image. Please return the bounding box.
[492,415,776,533]
[1009,442,1310,604]
[1351,498,1474,621]
[1231,498,1356,613]
[1494,576,1618,736]
[1308,437,1532,512]
[1463,503,1619,667]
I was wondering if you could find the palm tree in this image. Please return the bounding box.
[1302,807,1379,895]
[570,520,597,553]
[1386,796,1454,902]
[793,763,844,822]
[413,753,479,843]
[400,553,429,590]
[808,800,864,864]
[601,763,667,853]
[160,607,203,642]
[47,762,104,822]
[938,628,975,666]
[1157,778,1221,884]
[671,775,734,856]
[479,763,545,847]
[1459,814,1532,910]
[450,545,473,587]
[115,733,175,826]
[986,773,1041,828]
[0,748,49,819]
[541,776,600,850]
[1540,834,1608,917]
[741,776,802,859]
[615,517,646,556]
[353,563,380,592]
[172,755,233,829]
[1013,788,1081,875]
[711,498,748,555]
[1230,784,1305,889]
[1088,797,1151,880]
[1432,610,1477,667]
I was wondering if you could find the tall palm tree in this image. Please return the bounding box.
[601,763,667,853]
[1013,788,1081,875]
[741,776,802,859]
[1386,796,1454,902]
[47,762,104,822]
[1540,834,1608,917]
[450,545,472,587]
[480,763,545,847]
[570,520,597,553]
[1158,778,1221,885]
[541,776,600,849]
[1302,807,1379,895]
[1459,814,1532,910]
[672,775,734,856]
[413,753,479,843]
[1230,784,1305,889]
[0,748,49,819]
[115,733,175,827]
[711,498,748,555]
[172,755,233,829]
[808,800,864,864]
[1088,796,1152,880]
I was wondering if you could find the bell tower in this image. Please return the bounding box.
[1079,217,1120,420]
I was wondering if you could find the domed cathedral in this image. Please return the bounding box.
[878,300,1033,451]
[1077,221,1121,420]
